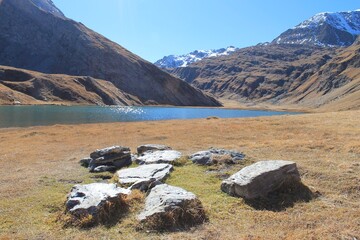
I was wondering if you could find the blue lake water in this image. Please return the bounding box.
[0,105,298,128]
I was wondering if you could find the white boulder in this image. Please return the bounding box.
[221,160,301,199]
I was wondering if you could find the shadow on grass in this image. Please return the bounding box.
[244,181,316,212]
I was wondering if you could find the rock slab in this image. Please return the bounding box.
[137,144,172,155]
[84,146,132,172]
[190,148,245,165]
[135,150,182,165]
[138,184,206,230]
[116,164,173,188]
[221,160,301,199]
[65,183,130,226]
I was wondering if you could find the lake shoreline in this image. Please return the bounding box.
[0,105,300,128]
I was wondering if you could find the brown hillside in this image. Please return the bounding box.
[0,65,141,105]
[170,42,360,111]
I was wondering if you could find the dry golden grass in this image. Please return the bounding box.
[0,110,359,239]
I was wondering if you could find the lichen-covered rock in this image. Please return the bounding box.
[221,160,301,199]
[137,144,172,155]
[116,164,173,189]
[138,184,207,230]
[65,183,130,226]
[135,150,181,165]
[81,146,132,172]
[189,148,245,165]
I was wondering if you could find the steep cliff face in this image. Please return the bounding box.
[0,0,220,106]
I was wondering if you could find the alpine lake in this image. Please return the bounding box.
[0,105,299,128]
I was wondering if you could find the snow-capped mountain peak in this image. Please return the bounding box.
[155,46,237,69]
[295,10,360,34]
[30,0,65,18]
[273,9,360,47]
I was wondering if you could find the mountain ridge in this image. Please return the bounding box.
[0,0,220,106]
[0,65,142,106]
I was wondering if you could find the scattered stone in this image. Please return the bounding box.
[189,148,245,165]
[93,165,117,173]
[116,164,173,189]
[138,184,207,230]
[129,178,163,192]
[221,160,301,199]
[135,150,182,165]
[65,183,130,226]
[79,157,92,168]
[81,146,132,172]
[137,144,172,155]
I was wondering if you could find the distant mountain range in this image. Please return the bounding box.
[154,47,237,69]
[156,9,360,69]
[0,0,220,106]
[163,9,360,111]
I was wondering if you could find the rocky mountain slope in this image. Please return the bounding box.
[155,46,237,68]
[169,39,360,111]
[273,9,360,47]
[0,0,220,106]
[0,65,142,105]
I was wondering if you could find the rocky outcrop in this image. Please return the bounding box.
[221,160,301,199]
[189,148,245,165]
[138,184,207,230]
[116,164,173,189]
[135,150,182,165]
[81,146,132,172]
[65,183,130,226]
[137,144,172,155]
[0,0,221,107]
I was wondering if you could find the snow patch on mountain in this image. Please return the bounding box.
[30,0,64,17]
[295,10,360,35]
[155,46,237,69]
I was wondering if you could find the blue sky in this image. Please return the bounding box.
[52,0,359,62]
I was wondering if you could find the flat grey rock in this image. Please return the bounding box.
[90,146,130,159]
[116,164,173,187]
[135,150,182,165]
[65,183,130,225]
[221,160,301,199]
[137,144,172,155]
[81,146,132,172]
[138,184,206,230]
[190,148,245,165]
